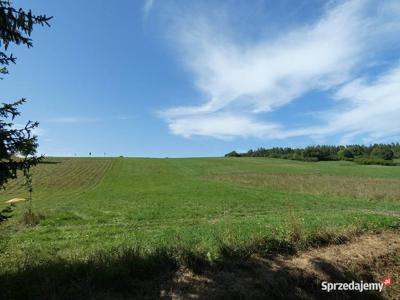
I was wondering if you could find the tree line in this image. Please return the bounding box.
[225,143,400,166]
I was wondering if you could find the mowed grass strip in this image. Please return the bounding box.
[0,157,400,274]
[0,157,114,204]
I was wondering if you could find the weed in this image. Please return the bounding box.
[22,210,45,226]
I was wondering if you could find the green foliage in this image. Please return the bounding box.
[0,0,52,72]
[303,145,340,161]
[301,156,319,162]
[337,148,354,160]
[370,145,394,160]
[346,144,367,158]
[224,150,241,157]
[354,157,396,166]
[392,142,400,159]
[0,99,43,189]
[0,204,14,222]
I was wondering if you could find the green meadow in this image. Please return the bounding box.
[1,157,399,270]
[1,157,400,299]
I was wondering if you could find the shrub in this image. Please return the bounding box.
[0,205,15,223]
[346,145,367,157]
[303,145,339,161]
[290,153,304,161]
[302,157,319,162]
[337,148,354,160]
[354,157,396,166]
[370,145,394,160]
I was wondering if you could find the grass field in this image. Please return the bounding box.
[1,157,400,299]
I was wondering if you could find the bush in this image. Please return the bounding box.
[302,145,339,161]
[346,145,367,157]
[370,145,394,160]
[337,148,354,160]
[0,205,15,223]
[290,153,304,161]
[302,157,319,162]
[354,157,396,166]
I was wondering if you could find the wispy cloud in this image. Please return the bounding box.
[264,63,400,141]
[321,64,400,140]
[143,0,154,18]
[160,0,400,142]
[169,112,281,140]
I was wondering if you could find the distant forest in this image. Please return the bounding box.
[225,143,400,166]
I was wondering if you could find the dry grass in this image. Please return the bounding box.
[163,231,400,300]
[5,198,26,204]
[212,173,400,201]
[22,210,45,226]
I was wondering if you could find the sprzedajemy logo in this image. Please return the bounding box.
[321,277,393,293]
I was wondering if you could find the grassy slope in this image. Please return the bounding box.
[1,157,400,271]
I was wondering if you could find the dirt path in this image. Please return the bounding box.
[163,231,400,300]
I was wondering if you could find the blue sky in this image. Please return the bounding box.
[2,0,400,157]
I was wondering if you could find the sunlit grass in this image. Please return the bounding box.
[1,157,399,273]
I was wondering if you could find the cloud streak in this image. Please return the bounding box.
[169,113,281,140]
[324,64,400,140]
[143,0,154,18]
[161,0,400,142]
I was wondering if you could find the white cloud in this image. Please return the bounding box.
[143,0,154,17]
[168,113,281,140]
[161,0,400,142]
[266,64,400,142]
[323,64,400,139]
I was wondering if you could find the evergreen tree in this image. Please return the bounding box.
[0,0,51,222]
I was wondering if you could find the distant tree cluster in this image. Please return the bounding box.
[225,144,400,166]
